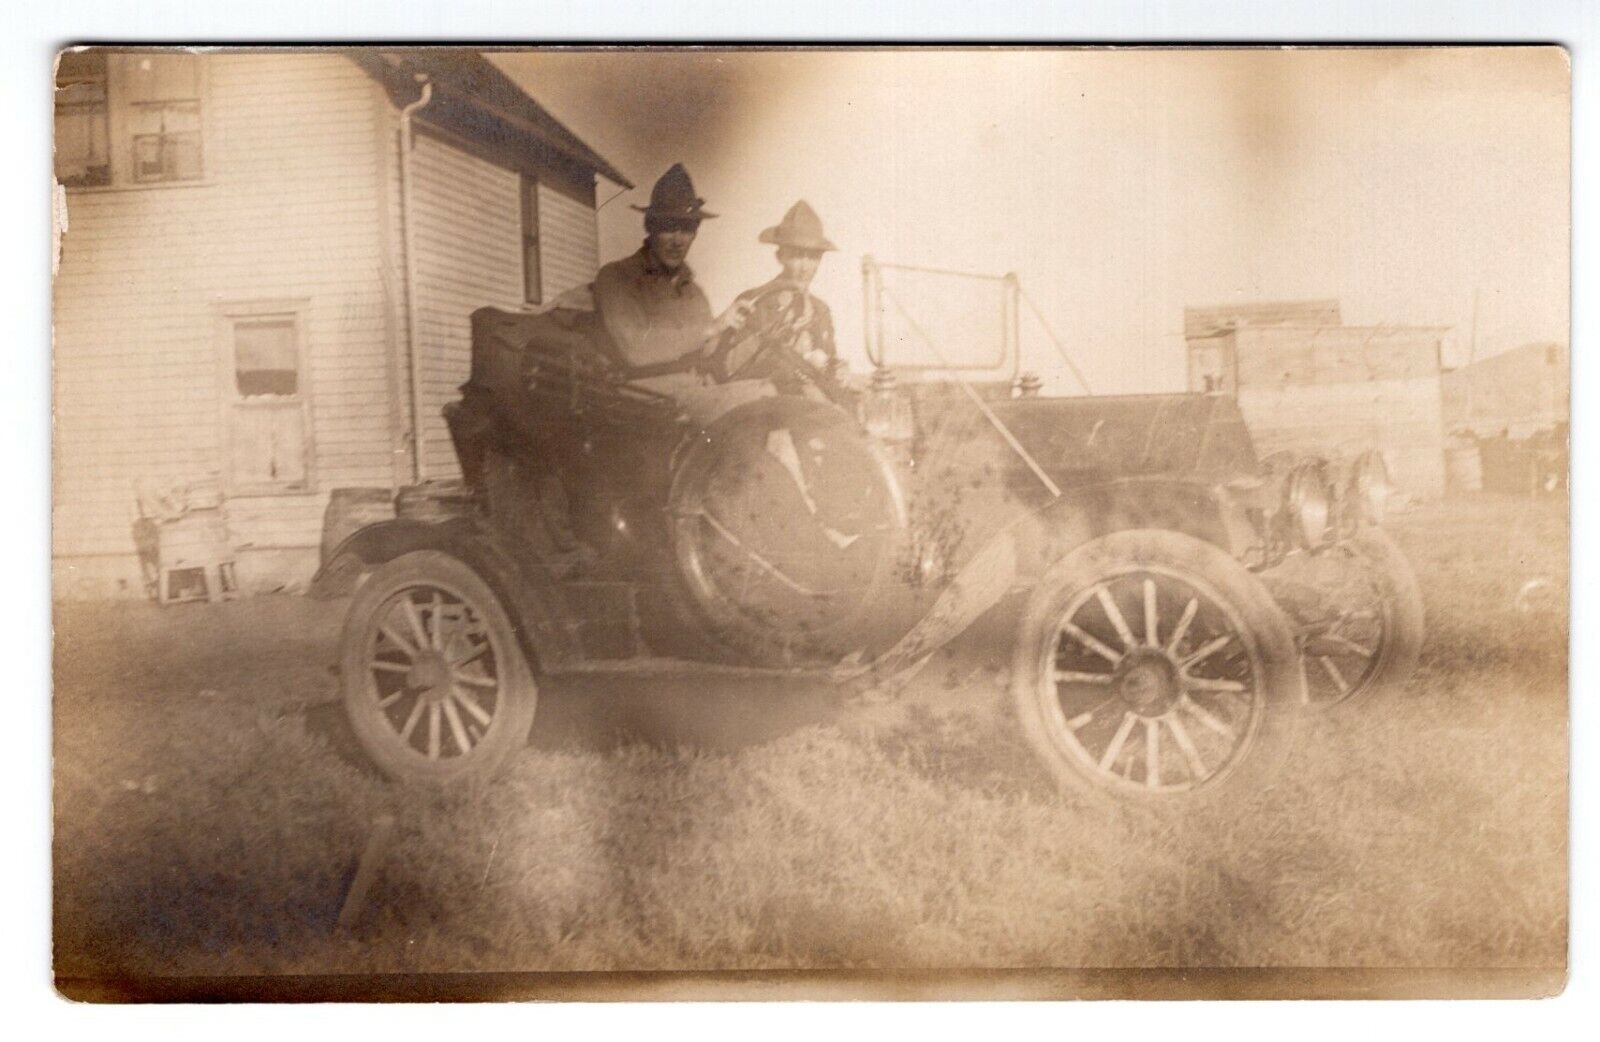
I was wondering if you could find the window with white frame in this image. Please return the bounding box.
[218,303,314,494]
[54,50,204,188]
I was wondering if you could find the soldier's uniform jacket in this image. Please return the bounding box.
[592,244,715,371]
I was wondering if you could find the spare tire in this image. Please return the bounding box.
[667,396,908,667]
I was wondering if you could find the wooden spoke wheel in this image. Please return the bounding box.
[1263,528,1425,710]
[340,550,537,783]
[1012,530,1302,805]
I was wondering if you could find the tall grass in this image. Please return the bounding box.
[53,494,1567,978]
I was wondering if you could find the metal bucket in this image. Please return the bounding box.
[1445,443,1482,494]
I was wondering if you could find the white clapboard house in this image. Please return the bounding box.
[53,50,630,596]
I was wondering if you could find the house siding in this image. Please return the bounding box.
[54,53,609,596]
[408,130,524,479]
[407,128,601,480]
[53,53,396,594]
[537,181,600,300]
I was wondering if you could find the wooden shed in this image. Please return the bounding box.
[1440,341,1569,439]
[1185,302,1447,499]
[53,49,630,597]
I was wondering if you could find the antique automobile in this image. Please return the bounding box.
[313,265,1423,805]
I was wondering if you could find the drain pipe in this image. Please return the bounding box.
[397,73,433,483]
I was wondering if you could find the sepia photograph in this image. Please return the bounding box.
[48,44,1570,1001]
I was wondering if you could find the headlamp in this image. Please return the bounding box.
[1349,450,1393,526]
[1284,461,1332,549]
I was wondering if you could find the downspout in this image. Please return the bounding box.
[397,74,433,483]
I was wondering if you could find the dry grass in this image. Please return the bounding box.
[52,494,1567,981]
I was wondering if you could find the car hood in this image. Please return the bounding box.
[908,387,1262,488]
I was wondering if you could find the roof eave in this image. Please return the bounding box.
[426,78,633,189]
[346,51,633,190]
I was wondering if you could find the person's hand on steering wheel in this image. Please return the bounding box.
[709,296,757,338]
[705,285,851,407]
[708,286,793,374]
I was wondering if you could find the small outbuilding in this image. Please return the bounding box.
[1184,300,1447,499]
[1438,341,1569,496]
[1440,341,1569,439]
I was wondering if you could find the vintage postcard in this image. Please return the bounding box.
[51,45,1569,1001]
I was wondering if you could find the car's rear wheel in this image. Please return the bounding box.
[1011,530,1303,806]
[340,550,537,783]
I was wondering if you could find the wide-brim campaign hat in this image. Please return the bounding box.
[758,200,837,252]
[632,163,717,220]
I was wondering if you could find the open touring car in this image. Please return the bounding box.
[313,260,1423,805]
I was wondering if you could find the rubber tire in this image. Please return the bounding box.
[1320,528,1425,711]
[667,396,907,668]
[340,550,538,784]
[1010,529,1303,808]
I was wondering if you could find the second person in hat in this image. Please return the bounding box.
[705,200,844,398]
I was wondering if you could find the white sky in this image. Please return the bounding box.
[505,48,1564,393]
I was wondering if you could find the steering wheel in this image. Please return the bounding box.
[706,284,839,397]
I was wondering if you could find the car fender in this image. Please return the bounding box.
[309,517,579,671]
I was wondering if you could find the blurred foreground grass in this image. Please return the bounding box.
[53,494,1567,978]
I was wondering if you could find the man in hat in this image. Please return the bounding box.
[591,164,751,390]
[707,200,844,399]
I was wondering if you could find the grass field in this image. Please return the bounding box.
[52,494,1568,986]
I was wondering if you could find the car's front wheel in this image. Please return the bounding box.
[1011,530,1303,806]
[1259,528,1425,710]
[340,550,537,783]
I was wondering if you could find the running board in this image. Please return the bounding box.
[546,656,820,680]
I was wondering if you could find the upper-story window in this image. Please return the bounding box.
[54,52,111,187]
[54,51,205,189]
